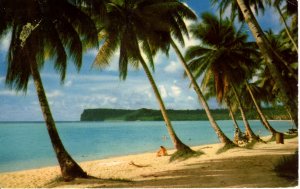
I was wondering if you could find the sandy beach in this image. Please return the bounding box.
[0,135,298,188]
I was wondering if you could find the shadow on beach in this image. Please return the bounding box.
[48,154,297,188]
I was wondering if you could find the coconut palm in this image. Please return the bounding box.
[211,0,298,127]
[225,96,244,143]
[135,0,235,146]
[185,12,260,141]
[201,75,244,144]
[211,0,297,79]
[2,0,101,180]
[256,30,298,124]
[93,0,194,155]
[271,0,298,52]
[243,82,280,139]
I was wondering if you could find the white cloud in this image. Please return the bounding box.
[0,90,16,96]
[170,85,182,97]
[164,60,181,73]
[187,96,194,101]
[159,85,168,99]
[0,32,11,52]
[46,90,63,98]
[64,80,72,87]
[0,89,30,96]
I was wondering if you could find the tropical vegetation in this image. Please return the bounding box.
[0,0,297,181]
[80,107,290,121]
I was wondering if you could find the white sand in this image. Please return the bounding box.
[0,136,298,188]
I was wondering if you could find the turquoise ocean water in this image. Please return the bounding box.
[0,120,294,172]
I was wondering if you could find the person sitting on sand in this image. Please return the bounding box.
[156,146,168,157]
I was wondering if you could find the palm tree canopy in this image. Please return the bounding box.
[3,0,99,91]
[210,0,270,21]
[93,0,196,79]
[257,30,298,103]
[185,12,259,103]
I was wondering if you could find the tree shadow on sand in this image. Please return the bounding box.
[44,175,133,188]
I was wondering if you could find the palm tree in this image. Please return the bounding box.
[244,82,280,139]
[272,0,298,52]
[2,0,101,180]
[256,30,298,125]
[135,0,235,146]
[93,0,194,155]
[211,0,298,127]
[171,41,234,145]
[201,74,244,144]
[225,96,244,144]
[185,12,260,141]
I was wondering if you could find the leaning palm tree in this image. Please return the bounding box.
[202,75,244,144]
[93,0,195,156]
[244,82,280,140]
[3,0,101,180]
[225,96,244,144]
[271,0,298,52]
[210,0,298,127]
[138,0,235,147]
[256,30,298,126]
[185,12,260,141]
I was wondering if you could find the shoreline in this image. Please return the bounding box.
[0,131,289,174]
[0,119,293,123]
[0,135,298,188]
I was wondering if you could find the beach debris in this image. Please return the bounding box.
[140,173,161,178]
[129,161,151,168]
[200,146,212,149]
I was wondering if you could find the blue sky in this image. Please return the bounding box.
[0,0,283,121]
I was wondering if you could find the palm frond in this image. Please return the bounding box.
[54,18,82,72]
[185,45,215,61]
[93,30,119,68]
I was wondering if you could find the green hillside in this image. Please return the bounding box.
[80,106,289,121]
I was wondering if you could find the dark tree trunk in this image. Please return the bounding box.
[138,54,192,151]
[171,39,234,145]
[30,61,87,181]
[226,98,243,144]
[245,82,279,138]
[232,84,259,141]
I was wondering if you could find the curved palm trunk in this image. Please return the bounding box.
[275,4,298,52]
[225,98,243,144]
[171,39,234,145]
[137,54,192,151]
[231,84,259,141]
[30,61,87,181]
[226,98,241,132]
[236,0,298,128]
[245,82,279,137]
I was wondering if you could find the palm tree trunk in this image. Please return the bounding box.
[225,98,243,144]
[236,0,298,128]
[275,4,298,52]
[137,54,192,152]
[171,39,234,145]
[30,60,87,181]
[231,84,259,141]
[245,82,278,137]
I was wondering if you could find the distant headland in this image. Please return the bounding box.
[80,106,289,121]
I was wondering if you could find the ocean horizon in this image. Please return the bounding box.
[0,120,294,173]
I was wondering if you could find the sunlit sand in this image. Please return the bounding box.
[0,136,297,188]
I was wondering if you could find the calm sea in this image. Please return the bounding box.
[0,120,294,172]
